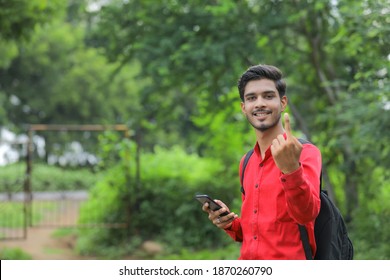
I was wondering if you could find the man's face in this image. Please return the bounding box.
[241,79,287,132]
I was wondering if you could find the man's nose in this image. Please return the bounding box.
[254,96,266,108]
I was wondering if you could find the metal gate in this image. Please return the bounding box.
[0,124,137,240]
[0,191,89,239]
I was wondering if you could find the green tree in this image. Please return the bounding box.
[0,0,65,123]
[0,0,65,41]
[0,19,145,126]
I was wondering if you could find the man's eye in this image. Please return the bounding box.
[246,96,255,101]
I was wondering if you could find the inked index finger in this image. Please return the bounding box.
[284,113,293,138]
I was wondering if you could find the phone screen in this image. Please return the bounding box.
[194,194,229,216]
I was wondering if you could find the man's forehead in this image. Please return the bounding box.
[244,79,278,94]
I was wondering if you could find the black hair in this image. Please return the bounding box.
[237,64,286,101]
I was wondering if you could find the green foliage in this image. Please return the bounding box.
[0,40,18,69]
[0,163,25,192]
[134,146,233,247]
[351,207,390,260]
[0,20,145,134]
[345,165,390,259]
[0,201,60,229]
[193,88,254,172]
[0,0,65,41]
[76,144,239,258]
[0,163,101,192]
[32,164,102,191]
[0,247,32,260]
[0,202,25,228]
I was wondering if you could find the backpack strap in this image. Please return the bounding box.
[240,149,254,195]
[296,138,322,260]
[299,224,314,260]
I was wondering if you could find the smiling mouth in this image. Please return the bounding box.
[253,110,271,117]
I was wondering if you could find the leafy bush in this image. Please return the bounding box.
[0,163,102,192]
[0,163,25,192]
[0,247,32,260]
[0,201,56,228]
[349,166,390,260]
[76,145,241,258]
[134,146,235,247]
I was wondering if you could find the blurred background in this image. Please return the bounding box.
[0,0,389,260]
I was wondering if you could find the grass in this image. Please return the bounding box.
[0,247,32,260]
[0,201,58,228]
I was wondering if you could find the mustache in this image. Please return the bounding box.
[252,109,272,114]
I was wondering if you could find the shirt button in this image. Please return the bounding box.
[254,236,257,240]
[254,209,257,214]
[281,178,286,182]
[255,184,259,188]
[260,163,264,167]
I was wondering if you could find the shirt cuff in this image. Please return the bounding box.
[224,218,240,232]
[280,166,305,189]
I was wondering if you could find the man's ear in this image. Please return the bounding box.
[241,102,245,113]
[281,96,288,111]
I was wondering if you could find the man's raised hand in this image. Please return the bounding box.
[270,113,302,174]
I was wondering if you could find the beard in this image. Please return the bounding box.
[246,113,281,132]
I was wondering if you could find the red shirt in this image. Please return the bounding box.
[225,139,322,259]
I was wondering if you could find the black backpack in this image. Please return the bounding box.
[240,139,354,260]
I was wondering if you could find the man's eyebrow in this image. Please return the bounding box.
[262,90,276,94]
[244,90,276,96]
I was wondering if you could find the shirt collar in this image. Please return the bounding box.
[253,132,287,161]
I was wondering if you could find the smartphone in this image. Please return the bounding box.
[194,194,229,216]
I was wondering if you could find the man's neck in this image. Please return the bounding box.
[255,126,285,159]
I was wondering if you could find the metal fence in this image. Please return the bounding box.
[0,124,134,241]
[0,190,130,241]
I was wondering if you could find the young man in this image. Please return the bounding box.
[202,64,322,259]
